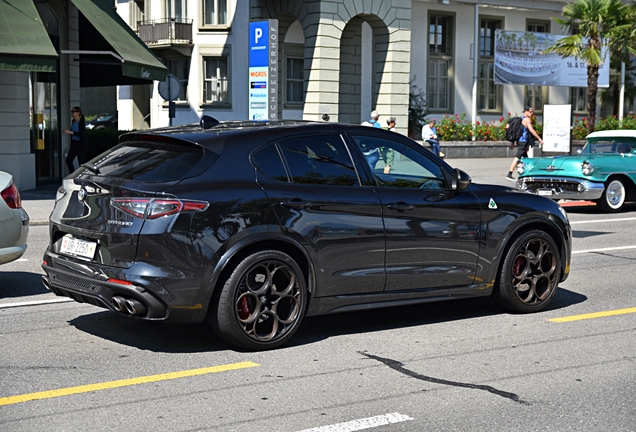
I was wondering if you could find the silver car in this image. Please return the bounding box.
[0,171,29,265]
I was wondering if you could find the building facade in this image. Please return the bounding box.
[1,1,632,190]
[0,0,165,190]
[119,0,611,138]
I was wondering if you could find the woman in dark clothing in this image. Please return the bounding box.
[63,106,88,172]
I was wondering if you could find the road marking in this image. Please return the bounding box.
[572,245,636,254]
[0,361,260,406]
[15,258,28,262]
[0,298,74,309]
[549,307,636,323]
[570,217,636,225]
[296,413,413,432]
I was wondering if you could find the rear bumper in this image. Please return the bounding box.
[516,176,604,201]
[41,250,208,323]
[0,245,27,265]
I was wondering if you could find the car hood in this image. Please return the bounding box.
[520,154,593,177]
[521,153,635,178]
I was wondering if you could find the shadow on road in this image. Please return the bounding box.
[66,287,586,353]
[69,312,223,353]
[292,287,586,347]
[0,272,49,298]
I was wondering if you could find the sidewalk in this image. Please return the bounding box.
[18,158,516,226]
[20,184,57,226]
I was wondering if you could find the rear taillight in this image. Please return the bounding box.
[1,183,22,209]
[111,198,208,219]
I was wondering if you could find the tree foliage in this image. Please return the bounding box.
[408,77,428,139]
[546,0,632,134]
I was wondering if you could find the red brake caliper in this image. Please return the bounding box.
[513,256,523,277]
[238,296,251,320]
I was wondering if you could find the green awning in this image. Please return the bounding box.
[0,0,58,72]
[70,0,166,86]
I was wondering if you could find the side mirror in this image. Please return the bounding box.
[577,149,583,155]
[452,168,471,191]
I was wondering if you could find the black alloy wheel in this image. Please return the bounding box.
[494,230,561,313]
[211,250,307,350]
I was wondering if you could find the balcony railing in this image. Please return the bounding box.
[137,19,193,46]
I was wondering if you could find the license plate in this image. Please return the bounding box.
[60,235,97,259]
[537,189,554,196]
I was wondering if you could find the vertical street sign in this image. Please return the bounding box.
[542,104,572,153]
[249,20,278,121]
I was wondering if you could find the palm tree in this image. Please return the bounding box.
[546,0,629,134]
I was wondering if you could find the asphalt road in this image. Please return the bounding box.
[1,159,635,431]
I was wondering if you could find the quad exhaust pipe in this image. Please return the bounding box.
[111,296,147,316]
[111,296,127,312]
[125,298,147,316]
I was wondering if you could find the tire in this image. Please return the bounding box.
[596,178,626,212]
[493,230,561,313]
[210,250,307,350]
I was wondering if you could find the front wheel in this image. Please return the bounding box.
[210,250,307,350]
[493,230,561,313]
[596,178,626,212]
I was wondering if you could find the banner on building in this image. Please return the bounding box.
[249,20,278,121]
[542,104,572,153]
[494,30,609,88]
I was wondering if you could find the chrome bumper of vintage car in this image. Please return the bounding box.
[516,176,605,200]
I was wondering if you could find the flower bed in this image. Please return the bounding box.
[435,112,636,142]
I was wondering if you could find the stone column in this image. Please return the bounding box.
[0,72,36,191]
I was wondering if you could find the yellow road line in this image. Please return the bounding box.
[0,361,259,407]
[549,307,636,323]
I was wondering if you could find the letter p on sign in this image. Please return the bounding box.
[255,28,262,43]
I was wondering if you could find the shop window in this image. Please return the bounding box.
[286,58,304,104]
[478,18,503,112]
[165,57,190,102]
[428,14,453,112]
[524,20,551,113]
[203,57,229,105]
[202,0,228,26]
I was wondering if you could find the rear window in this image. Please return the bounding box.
[91,141,206,182]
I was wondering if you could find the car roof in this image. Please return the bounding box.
[586,129,636,139]
[120,117,391,147]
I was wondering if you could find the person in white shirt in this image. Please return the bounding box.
[421,119,444,158]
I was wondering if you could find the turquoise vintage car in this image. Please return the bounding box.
[516,130,636,212]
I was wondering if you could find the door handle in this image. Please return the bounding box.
[387,202,414,211]
[280,199,311,209]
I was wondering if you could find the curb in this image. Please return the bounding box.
[30,220,49,226]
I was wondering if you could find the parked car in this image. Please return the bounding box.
[41,118,571,350]
[86,112,118,130]
[516,130,636,212]
[0,172,29,265]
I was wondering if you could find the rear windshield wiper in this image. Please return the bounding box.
[81,163,100,175]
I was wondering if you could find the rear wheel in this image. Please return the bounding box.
[493,230,561,313]
[210,250,307,350]
[597,178,626,212]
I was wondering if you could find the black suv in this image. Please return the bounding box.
[42,117,571,350]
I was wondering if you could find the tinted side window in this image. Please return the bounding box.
[278,134,359,186]
[351,135,446,190]
[251,144,289,182]
[92,141,206,182]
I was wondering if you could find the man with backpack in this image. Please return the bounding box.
[506,106,543,181]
